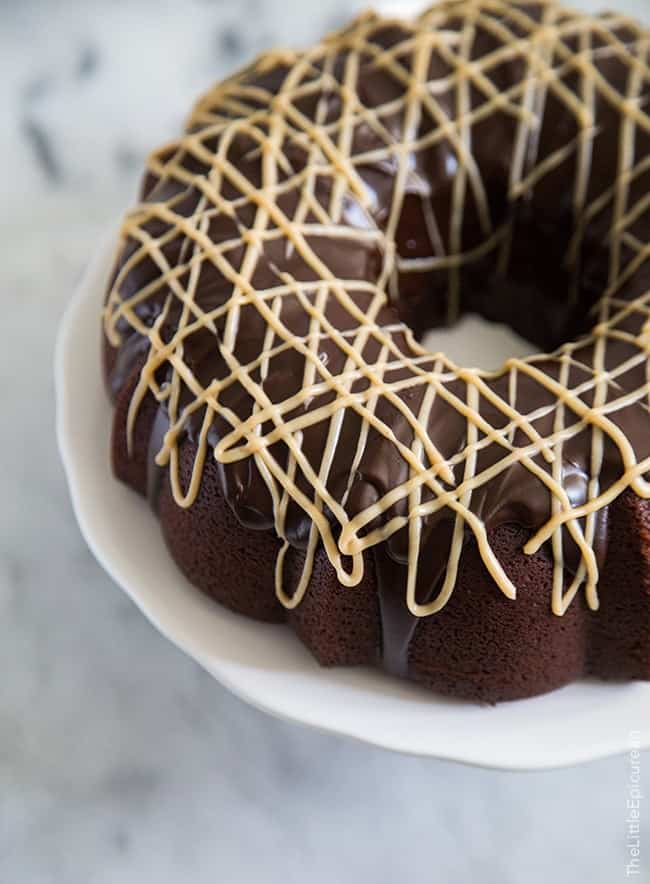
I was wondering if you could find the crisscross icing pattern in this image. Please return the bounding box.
[104,0,650,619]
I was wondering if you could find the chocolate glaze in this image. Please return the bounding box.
[147,404,170,512]
[104,2,650,681]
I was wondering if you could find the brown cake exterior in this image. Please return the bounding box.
[108,364,650,701]
[103,1,650,702]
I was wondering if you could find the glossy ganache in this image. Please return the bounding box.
[103,0,650,701]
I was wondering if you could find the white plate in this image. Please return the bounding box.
[55,228,650,769]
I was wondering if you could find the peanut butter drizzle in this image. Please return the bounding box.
[104,0,650,619]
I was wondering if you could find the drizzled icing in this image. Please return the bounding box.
[104,0,650,625]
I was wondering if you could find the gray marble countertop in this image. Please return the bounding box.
[2,1,649,881]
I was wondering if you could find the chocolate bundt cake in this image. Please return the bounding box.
[103,0,650,702]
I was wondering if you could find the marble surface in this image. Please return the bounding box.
[2,1,649,881]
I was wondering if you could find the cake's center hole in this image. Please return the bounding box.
[395,201,607,368]
[421,314,537,371]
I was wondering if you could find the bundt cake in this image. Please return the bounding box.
[102,0,650,702]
